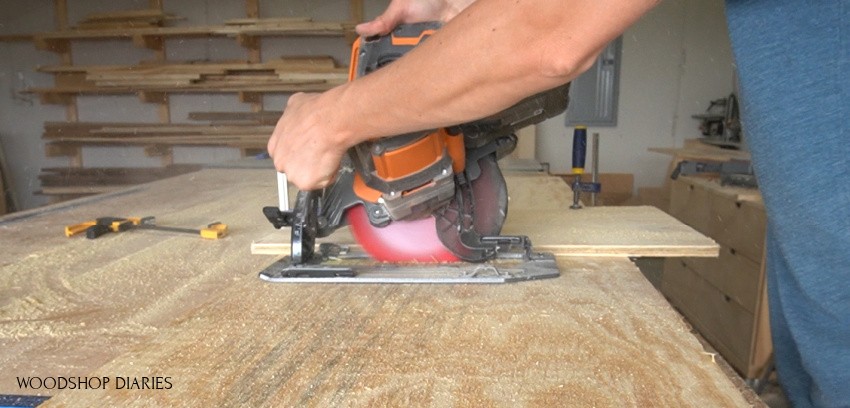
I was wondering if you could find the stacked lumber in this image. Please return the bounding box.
[223,17,353,36]
[29,57,346,96]
[72,9,183,30]
[225,17,313,26]
[38,164,201,195]
[43,121,273,149]
[33,18,351,46]
[26,7,356,200]
[0,34,33,42]
[188,111,283,125]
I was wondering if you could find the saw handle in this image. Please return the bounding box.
[277,172,290,211]
[571,126,587,175]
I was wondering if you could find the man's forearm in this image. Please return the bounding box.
[326,0,658,146]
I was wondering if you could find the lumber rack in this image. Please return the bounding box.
[23,0,365,201]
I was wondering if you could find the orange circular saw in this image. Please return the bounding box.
[262,22,571,278]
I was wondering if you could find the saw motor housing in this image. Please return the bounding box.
[348,23,465,223]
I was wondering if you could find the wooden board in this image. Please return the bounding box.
[649,139,751,163]
[0,169,744,406]
[251,172,718,258]
[33,21,351,43]
[29,58,346,100]
[251,206,719,258]
[0,34,34,42]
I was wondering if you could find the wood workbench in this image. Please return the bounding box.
[0,168,750,406]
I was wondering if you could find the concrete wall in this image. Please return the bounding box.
[0,0,734,210]
[537,0,736,190]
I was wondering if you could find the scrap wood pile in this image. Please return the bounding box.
[43,121,274,149]
[35,56,347,93]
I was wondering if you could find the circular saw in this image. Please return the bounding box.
[261,22,571,283]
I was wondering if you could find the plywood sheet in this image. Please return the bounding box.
[252,170,717,258]
[37,256,745,407]
[0,169,742,406]
[252,207,718,258]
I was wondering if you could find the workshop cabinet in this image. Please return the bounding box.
[661,176,772,379]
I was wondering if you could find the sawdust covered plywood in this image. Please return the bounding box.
[0,169,737,406]
[39,257,747,407]
[0,169,276,390]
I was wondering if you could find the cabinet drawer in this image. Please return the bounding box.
[709,194,766,262]
[668,178,765,262]
[669,178,712,235]
[661,258,754,375]
[683,246,761,313]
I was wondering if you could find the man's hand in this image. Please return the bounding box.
[267,92,350,191]
[355,0,476,36]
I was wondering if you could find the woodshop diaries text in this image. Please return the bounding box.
[16,376,173,390]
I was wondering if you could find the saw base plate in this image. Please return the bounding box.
[259,243,560,284]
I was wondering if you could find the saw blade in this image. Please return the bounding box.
[346,205,459,262]
[347,154,508,263]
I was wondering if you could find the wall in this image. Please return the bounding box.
[536,0,736,190]
[0,0,67,211]
[0,0,734,210]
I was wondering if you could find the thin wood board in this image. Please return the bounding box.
[252,171,718,258]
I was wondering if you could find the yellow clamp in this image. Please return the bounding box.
[200,223,228,239]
